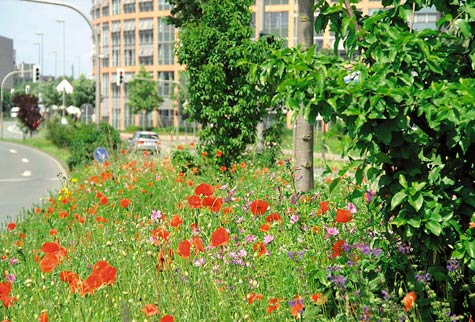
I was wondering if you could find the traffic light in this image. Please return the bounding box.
[33,65,41,83]
[116,68,124,86]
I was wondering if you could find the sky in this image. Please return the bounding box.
[0,0,93,79]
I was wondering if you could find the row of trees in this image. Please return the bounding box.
[5,75,95,110]
[166,0,475,317]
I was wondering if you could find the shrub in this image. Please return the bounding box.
[45,117,77,148]
[67,122,122,170]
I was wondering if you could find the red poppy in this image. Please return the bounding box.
[152,228,170,242]
[403,291,417,311]
[170,215,183,227]
[39,311,48,322]
[210,227,229,247]
[160,315,174,322]
[203,197,223,212]
[246,293,263,304]
[216,150,223,157]
[120,198,131,209]
[187,195,202,209]
[250,199,269,215]
[142,304,159,316]
[311,293,328,305]
[319,201,329,213]
[253,242,266,257]
[191,236,205,253]
[194,183,214,196]
[331,240,345,258]
[0,282,16,308]
[290,295,304,319]
[335,208,352,223]
[259,223,271,232]
[177,240,191,259]
[39,253,60,273]
[60,271,80,284]
[265,213,283,223]
[6,223,16,231]
[100,196,108,205]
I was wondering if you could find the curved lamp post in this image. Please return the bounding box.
[21,0,101,125]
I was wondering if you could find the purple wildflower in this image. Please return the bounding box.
[347,202,357,214]
[364,190,376,204]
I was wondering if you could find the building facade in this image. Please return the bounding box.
[91,0,438,130]
[0,35,15,90]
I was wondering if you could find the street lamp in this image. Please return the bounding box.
[35,32,44,74]
[56,19,65,79]
[51,50,57,79]
[21,0,101,126]
[33,42,40,65]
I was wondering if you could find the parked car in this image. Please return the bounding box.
[128,131,161,154]
[10,107,20,118]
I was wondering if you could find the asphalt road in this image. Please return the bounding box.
[0,141,66,225]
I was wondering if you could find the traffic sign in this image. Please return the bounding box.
[93,147,108,163]
[56,79,74,94]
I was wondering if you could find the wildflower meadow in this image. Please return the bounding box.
[0,146,455,321]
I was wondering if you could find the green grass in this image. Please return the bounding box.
[0,145,426,321]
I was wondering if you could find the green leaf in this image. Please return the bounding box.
[426,221,442,236]
[408,195,424,212]
[465,240,475,258]
[454,19,472,37]
[391,190,407,210]
[407,217,421,228]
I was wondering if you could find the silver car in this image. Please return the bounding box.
[128,131,161,154]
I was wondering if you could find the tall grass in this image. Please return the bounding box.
[0,145,424,321]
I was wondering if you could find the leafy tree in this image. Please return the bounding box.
[257,0,475,317]
[168,0,283,167]
[165,0,203,27]
[12,93,42,137]
[71,74,95,108]
[127,65,163,130]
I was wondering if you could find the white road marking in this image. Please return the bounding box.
[9,149,17,154]
[21,171,32,177]
[21,158,29,163]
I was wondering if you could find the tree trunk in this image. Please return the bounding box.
[294,0,315,193]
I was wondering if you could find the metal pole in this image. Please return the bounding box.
[21,0,101,125]
[1,70,29,139]
[35,33,44,76]
[34,42,40,65]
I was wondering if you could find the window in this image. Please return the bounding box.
[112,0,120,14]
[102,24,110,46]
[123,30,135,46]
[102,74,109,97]
[111,31,120,47]
[158,0,172,10]
[139,1,153,12]
[112,49,120,67]
[265,0,288,4]
[124,48,135,66]
[123,4,135,13]
[157,71,174,97]
[265,12,288,42]
[139,56,153,65]
[139,30,153,44]
[158,19,174,65]
[102,6,109,16]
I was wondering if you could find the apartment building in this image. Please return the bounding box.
[0,35,15,90]
[91,0,438,130]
